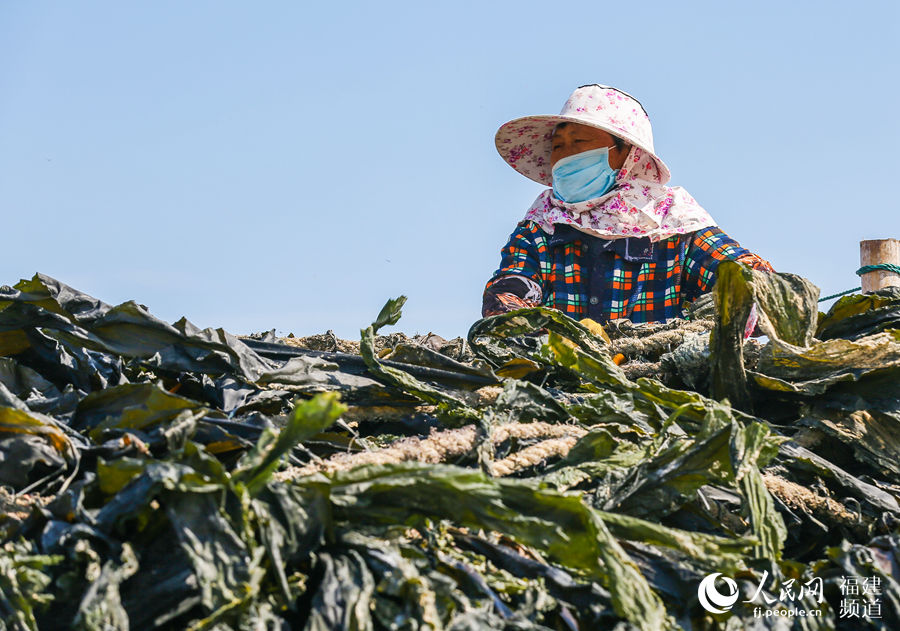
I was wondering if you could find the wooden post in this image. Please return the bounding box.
[860,239,900,292]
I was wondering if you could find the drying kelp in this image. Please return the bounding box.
[816,288,900,341]
[1,270,900,630]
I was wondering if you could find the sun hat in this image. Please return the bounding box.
[495,84,671,187]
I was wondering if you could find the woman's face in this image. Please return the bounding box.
[550,123,629,170]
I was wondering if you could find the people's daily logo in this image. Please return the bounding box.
[698,573,739,614]
[695,570,874,620]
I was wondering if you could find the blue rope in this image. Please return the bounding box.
[857,263,900,276]
[818,263,900,302]
[818,287,861,302]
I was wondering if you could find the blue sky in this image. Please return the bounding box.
[1,1,898,339]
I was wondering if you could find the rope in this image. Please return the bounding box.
[818,263,900,302]
[857,263,900,276]
[818,287,861,302]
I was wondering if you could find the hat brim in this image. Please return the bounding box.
[495,115,671,186]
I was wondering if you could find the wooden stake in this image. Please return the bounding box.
[860,239,900,292]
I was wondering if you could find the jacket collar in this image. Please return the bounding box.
[548,225,656,261]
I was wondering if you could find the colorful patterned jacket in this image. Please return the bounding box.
[482,221,773,323]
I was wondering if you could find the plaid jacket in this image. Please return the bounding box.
[483,221,773,323]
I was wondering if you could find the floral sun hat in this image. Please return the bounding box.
[495,84,671,186]
[496,84,717,242]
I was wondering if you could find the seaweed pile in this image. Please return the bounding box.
[1,264,899,630]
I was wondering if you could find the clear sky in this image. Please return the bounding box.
[2,1,898,340]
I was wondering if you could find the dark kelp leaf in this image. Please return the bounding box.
[778,441,900,516]
[0,407,78,492]
[252,483,329,603]
[301,549,375,631]
[232,392,346,495]
[752,330,900,397]
[0,540,61,631]
[596,510,754,573]
[256,355,385,395]
[709,262,755,409]
[732,421,787,561]
[0,274,279,382]
[601,423,737,518]
[449,528,619,626]
[542,331,630,391]
[566,391,656,433]
[0,381,29,412]
[467,307,609,373]
[295,462,675,629]
[72,383,206,442]
[163,492,265,623]
[495,357,542,379]
[816,287,900,341]
[360,299,479,419]
[117,524,204,629]
[71,543,138,631]
[554,426,620,465]
[709,261,819,409]
[0,359,64,411]
[797,397,900,478]
[94,446,228,536]
[493,380,571,423]
[342,532,453,630]
[0,275,108,325]
[543,328,759,435]
[748,273,820,348]
[383,343,497,387]
[0,303,126,392]
[0,436,67,491]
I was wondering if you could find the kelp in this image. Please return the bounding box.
[358,297,480,421]
[1,270,899,630]
[297,462,674,629]
[0,540,61,631]
[0,407,79,493]
[752,331,900,397]
[816,287,900,341]
[709,261,820,410]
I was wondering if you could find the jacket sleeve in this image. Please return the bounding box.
[683,226,774,302]
[482,221,547,317]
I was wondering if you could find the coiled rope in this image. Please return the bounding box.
[818,263,900,302]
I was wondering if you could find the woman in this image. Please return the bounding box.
[483,84,773,323]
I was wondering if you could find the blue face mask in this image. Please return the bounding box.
[551,147,619,203]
